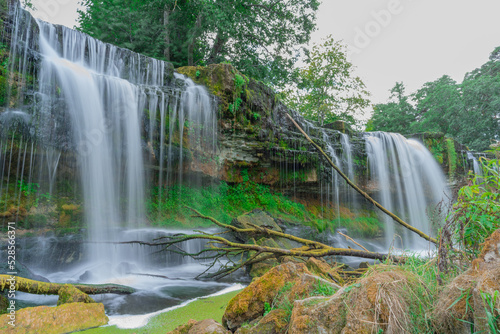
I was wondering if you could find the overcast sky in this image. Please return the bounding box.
[30,0,500,109]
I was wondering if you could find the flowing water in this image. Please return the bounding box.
[365,132,451,249]
[2,2,227,318]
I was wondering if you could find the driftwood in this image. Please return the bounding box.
[0,275,136,295]
[119,207,403,280]
[285,113,438,245]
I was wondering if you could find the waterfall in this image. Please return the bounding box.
[365,132,450,249]
[467,151,484,176]
[2,3,217,279]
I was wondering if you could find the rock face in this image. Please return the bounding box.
[176,64,366,201]
[433,228,500,333]
[168,319,230,334]
[0,302,108,333]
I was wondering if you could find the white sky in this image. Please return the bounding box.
[30,0,500,110]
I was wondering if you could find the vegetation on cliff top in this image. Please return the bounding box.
[77,0,319,87]
[369,47,500,151]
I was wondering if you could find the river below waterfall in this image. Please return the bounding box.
[10,228,246,317]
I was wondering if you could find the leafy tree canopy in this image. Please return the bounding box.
[77,0,319,87]
[368,47,500,151]
[283,36,370,128]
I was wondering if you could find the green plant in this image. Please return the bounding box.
[18,180,39,196]
[263,302,272,316]
[480,290,500,333]
[233,74,246,89]
[228,97,243,114]
[311,279,337,297]
[195,70,201,78]
[447,159,500,259]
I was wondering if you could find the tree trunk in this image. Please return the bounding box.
[0,275,136,295]
[187,14,202,66]
[163,6,171,61]
[206,32,227,64]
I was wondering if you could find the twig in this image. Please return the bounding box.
[338,231,369,252]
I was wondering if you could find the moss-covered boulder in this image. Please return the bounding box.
[287,265,425,334]
[223,262,306,330]
[288,295,345,334]
[235,309,288,334]
[433,228,500,333]
[0,302,108,333]
[57,284,95,305]
[225,260,341,331]
[168,319,230,334]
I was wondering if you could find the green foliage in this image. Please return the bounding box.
[195,70,201,78]
[480,290,500,333]
[233,74,246,90]
[446,138,457,175]
[228,97,242,115]
[447,158,500,259]
[369,47,500,151]
[269,282,294,321]
[0,42,9,107]
[370,82,416,134]
[283,36,370,128]
[310,279,337,297]
[263,302,272,316]
[18,180,39,196]
[147,179,308,227]
[78,0,319,86]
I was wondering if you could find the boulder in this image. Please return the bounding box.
[433,228,500,333]
[222,262,311,331]
[57,284,95,305]
[288,266,423,334]
[0,302,108,333]
[168,319,230,334]
[236,309,288,334]
[231,210,283,243]
[288,295,345,334]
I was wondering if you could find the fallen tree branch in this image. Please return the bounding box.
[285,113,437,245]
[338,231,369,252]
[0,275,136,295]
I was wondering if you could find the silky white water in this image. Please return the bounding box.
[365,132,451,249]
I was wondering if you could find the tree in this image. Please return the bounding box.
[370,82,416,133]
[77,0,320,86]
[412,75,463,135]
[284,36,370,127]
[369,47,500,151]
[458,51,500,150]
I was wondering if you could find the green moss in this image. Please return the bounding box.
[425,138,445,165]
[72,289,242,334]
[446,138,457,176]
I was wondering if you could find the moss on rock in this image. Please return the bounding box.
[57,284,95,306]
[0,302,108,333]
